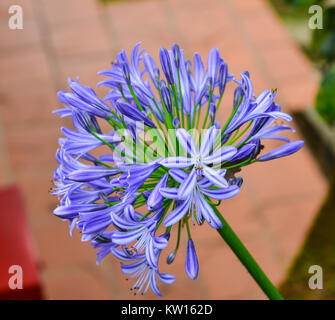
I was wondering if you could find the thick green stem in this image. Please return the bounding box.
[211,205,284,300]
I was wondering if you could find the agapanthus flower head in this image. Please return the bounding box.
[52,43,303,297]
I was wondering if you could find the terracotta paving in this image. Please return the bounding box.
[0,0,327,299]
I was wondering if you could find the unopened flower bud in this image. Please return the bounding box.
[160,47,174,85]
[208,103,216,123]
[172,43,180,68]
[218,62,228,96]
[186,239,199,280]
[228,178,235,186]
[73,111,101,133]
[236,176,243,187]
[233,86,243,109]
[167,250,177,264]
[161,85,173,113]
[121,63,131,85]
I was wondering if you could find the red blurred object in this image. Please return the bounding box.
[0,186,42,299]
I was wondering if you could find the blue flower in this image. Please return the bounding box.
[91,231,118,265]
[113,248,175,296]
[52,43,304,297]
[112,205,168,267]
[160,126,237,188]
[56,78,111,119]
[61,126,122,155]
[160,169,240,228]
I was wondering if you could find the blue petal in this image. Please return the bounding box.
[176,128,197,157]
[123,204,137,222]
[177,167,197,200]
[147,173,168,211]
[146,238,158,267]
[185,239,199,280]
[150,271,162,297]
[267,111,292,122]
[68,167,119,182]
[112,228,145,245]
[143,53,159,88]
[199,126,220,157]
[153,236,168,249]
[258,140,304,161]
[159,187,179,199]
[206,47,220,89]
[197,169,226,189]
[111,213,138,230]
[197,194,222,228]
[115,100,155,127]
[111,248,139,262]
[169,169,188,183]
[54,203,106,219]
[120,259,146,274]
[158,273,176,284]
[229,144,256,162]
[201,185,240,200]
[163,197,192,227]
[203,145,237,164]
[202,165,228,188]
[251,125,294,141]
[160,156,194,168]
[82,216,112,235]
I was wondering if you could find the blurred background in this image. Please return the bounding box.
[0,0,333,299]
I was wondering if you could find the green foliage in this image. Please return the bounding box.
[280,171,335,299]
[315,69,335,126]
[269,0,322,18]
[284,0,323,8]
[310,6,335,67]
[270,1,334,67]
